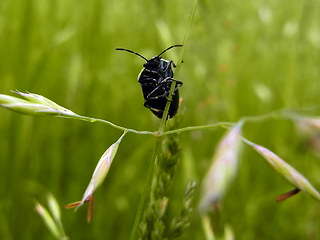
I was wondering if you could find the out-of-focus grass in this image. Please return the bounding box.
[0,0,320,239]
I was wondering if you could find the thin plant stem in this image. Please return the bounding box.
[67,114,154,135]
[56,107,310,137]
[129,70,179,239]
[175,0,198,78]
[129,1,198,239]
[129,46,177,240]
[129,138,162,240]
[159,122,234,136]
[241,108,288,123]
[61,112,235,136]
[129,43,177,240]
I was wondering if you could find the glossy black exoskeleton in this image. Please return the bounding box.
[116,45,183,119]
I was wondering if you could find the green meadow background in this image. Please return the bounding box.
[1,0,320,239]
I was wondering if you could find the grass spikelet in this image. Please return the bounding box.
[297,116,320,132]
[66,132,126,221]
[244,139,320,202]
[0,91,77,117]
[168,181,197,239]
[200,122,243,212]
[35,193,68,240]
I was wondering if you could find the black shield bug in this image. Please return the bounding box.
[116,45,183,119]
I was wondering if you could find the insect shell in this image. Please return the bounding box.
[116,45,183,119]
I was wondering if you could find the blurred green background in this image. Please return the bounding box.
[1,0,320,239]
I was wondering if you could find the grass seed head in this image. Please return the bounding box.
[0,91,77,117]
[200,123,242,213]
[66,132,126,221]
[252,144,320,202]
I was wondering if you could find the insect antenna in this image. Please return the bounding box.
[115,48,148,62]
[157,44,183,57]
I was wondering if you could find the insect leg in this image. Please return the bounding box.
[146,87,169,100]
[145,79,180,101]
[143,100,164,113]
[161,77,183,90]
[163,60,176,72]
[144,78,181,102]
[144,84,162,98]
